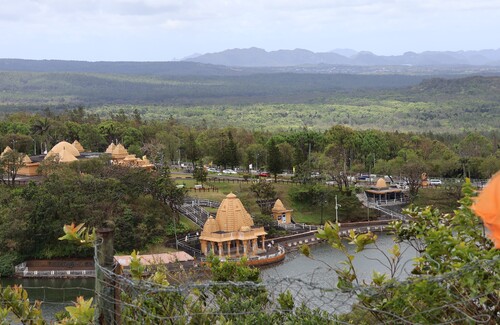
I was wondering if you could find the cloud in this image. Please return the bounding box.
[1,0,499,60]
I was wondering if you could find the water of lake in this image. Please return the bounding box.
[261,233,417,313]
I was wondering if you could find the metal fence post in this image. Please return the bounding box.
[95,228,116,325]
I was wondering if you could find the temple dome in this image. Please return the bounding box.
[272,199,286,213]
[215,192,254,232]
[112,144,128,159]
[202,216,220,234]
[22,155,32,163]
[48,141,80,157]
[58,148,78,163]
[72,140,85,153]
[105,143,116,154]
[1,146,12,157]
[375,178,388,188]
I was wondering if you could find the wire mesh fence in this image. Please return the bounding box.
[1,253,498,324]
[86,252,500,324]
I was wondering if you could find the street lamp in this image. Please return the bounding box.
[335,195,342,225]
[319,192,327,226]
[320,199,324,225]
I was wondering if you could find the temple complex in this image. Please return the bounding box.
[4,140,154,177]
[199,193,267,257]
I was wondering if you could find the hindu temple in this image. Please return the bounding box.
[199,193,268,257]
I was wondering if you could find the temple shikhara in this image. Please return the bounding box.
[272,199,293,224]
[199,193,267,257]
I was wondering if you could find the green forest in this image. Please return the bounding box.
[0,71,499,132]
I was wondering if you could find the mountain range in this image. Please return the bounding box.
[184,47,500,67]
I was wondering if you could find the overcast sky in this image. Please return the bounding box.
[1,0,499,61]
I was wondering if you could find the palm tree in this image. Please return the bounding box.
[31,118,51,154]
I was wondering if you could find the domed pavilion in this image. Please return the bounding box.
[199,193,267,257]
[365,178,405,204]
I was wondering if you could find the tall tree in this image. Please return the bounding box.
[149,166,186,221]
[215,131,239,169]
[193,166,208,185]
[458,133,493,177]
[266,138,283,182]
[225,131,239,169]
[185,132,201,168]
[0,150,26,186]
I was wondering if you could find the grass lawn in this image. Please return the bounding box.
[179,214,201,231]
[176,178,334,224]
[413,187,460,213]
[173,178,460,226]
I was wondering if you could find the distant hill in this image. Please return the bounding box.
[2,58,500,77]
[0,59,244,76]
[186,47,349,67]
[186,48,500,67]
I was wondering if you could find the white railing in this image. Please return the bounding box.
[184,198,220,208]
[277,223,322,231]
[17,269,95,278]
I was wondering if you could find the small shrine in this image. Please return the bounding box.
[272,199,293,224]
[18,155,39,176]
[199,193,267,257]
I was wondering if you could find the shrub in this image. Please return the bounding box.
[0,252,21,277]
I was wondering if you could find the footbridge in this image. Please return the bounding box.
[356,193,408,221]
[178,198,220,227]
